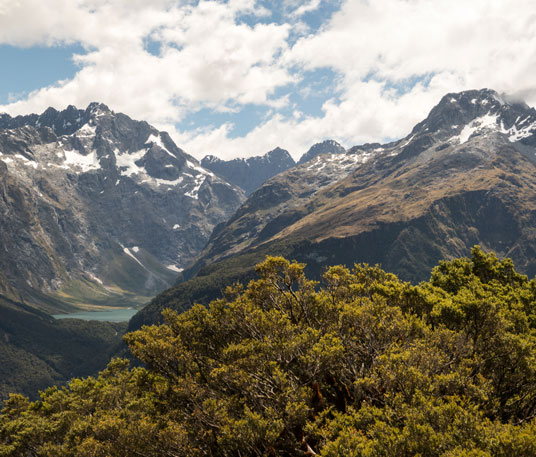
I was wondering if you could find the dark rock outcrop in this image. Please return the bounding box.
[202,147,296,195]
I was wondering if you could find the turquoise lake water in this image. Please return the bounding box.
[53,308,138,322]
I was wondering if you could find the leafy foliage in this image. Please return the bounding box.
[2,247,536,456]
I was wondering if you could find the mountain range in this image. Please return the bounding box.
[2,87,536,400]
[131,88,536,328]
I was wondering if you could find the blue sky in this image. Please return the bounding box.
[0,45,83,104]
[1,0,535,160]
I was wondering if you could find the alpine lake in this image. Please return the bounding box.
[53,308,138,323]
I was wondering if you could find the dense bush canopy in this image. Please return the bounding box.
[2,247,536,456]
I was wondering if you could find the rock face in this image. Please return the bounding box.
[131,88,536,327]
[201,147,296,195]
[0,104,245,312]
[297,139,346,165]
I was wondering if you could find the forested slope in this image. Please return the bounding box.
[2,248,536,456]
[0,296,125,401]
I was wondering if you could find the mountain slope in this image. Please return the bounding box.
[0,104,245,312]
[0,294,124,401]
[201,147,296,195]
[186,141,383,279]
[131,88,536,328]
[269,89,536,250]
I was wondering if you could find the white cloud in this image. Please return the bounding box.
[289,0,322,18]
[270,0,535,158]
[289,0,536,85]
[1,0,536,162]
[0,0,175,47]
[172,77,454,160]
[167,0,536,160]
[0,0,293,125]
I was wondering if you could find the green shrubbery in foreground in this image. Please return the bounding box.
[2,247,536,456]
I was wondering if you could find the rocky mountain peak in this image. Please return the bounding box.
[298,139,346,164]
[266,147,292,161]
[0,103,118,138]
[387,88,536,163]
[202,154,220,164]
[409,88,536,145]
[201,147,295,195]
[86,102,111,115]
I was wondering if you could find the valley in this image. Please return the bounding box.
[3,1,536,454]
[0,294,125,400]
[2,87,536,437]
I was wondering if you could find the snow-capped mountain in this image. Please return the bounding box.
[183,141,386,278]
[413,89,536,144]
[392,89,536,161]
[297,139,346,164]
[0,103,245,312]
[201,147,296,195]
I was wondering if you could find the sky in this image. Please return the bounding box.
[1,0,536,161]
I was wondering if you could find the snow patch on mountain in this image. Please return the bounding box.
[187,160,214,177]
[13,154,39,169]
[64,149,101,172]
[147,133,175,158]
[454,113,499,144]
[115,148,146,177]
[451,111,536,145]
[122,246,146,269]
[507,119,536,142]
[155,176,184,187]
[75,123,96,138]
[185,173,206,199]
